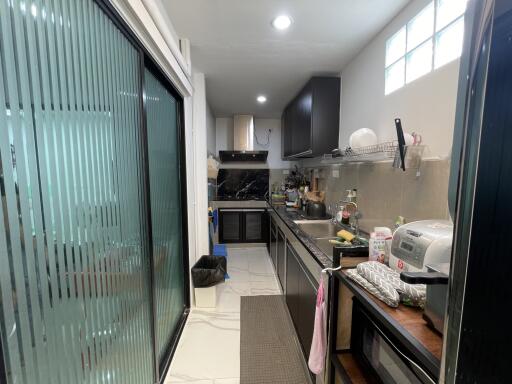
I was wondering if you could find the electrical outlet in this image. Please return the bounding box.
[283,169,289,175]
[332,169,340,178]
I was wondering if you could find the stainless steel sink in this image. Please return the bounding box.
[314,237,338,256]
[294,219,369,257]
[294,220,340,238]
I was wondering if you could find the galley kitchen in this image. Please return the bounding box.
[0,1,509,384]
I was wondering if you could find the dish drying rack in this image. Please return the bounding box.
[322,141,425,174]
[343,141,399,160]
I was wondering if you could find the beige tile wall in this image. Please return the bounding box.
[306,159,451,232]
[269,168,289,192]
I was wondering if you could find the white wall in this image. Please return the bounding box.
[111,0,192,95]
[192,73,210,262]
[206,102,216,155]
[339,0,460,159]
[215,117,295,169]
[215,117,233,152]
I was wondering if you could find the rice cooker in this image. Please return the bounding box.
[389,220,453,273]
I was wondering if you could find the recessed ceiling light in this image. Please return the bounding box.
[257,95,267,103]
[272,15,292,30]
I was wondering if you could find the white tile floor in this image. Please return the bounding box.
[164,247,281,384]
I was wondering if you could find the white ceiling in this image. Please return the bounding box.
[164,0,410,118]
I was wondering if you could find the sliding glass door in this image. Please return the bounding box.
[0,1,189,383]
[144,68,186,369]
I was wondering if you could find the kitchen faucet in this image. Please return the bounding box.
[329,202,340,224]
[343,201,361,236]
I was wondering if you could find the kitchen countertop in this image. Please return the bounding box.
[267,202,368,269]
[210,200,268,208]
[269,204,334,267]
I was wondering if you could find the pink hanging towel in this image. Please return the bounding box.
[308,275,326,374]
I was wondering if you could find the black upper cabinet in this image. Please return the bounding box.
[281,77,341,159]
[281,108,293,159]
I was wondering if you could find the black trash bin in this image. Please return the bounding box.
[191,255,227,288]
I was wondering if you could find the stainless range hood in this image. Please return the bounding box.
[219,115,268,162]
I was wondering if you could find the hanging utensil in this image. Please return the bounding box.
[394,118,406,171]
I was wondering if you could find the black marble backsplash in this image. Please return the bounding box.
[216,169,269,200]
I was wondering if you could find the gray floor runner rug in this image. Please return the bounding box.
[240,295,313,384]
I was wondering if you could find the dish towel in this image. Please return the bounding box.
[308,275,327,374]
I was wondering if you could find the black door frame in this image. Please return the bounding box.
[92,1,191,383]
[0,2,191,382]
[444,0,512,382]
[142,57,191,382]
[0,334,6,384]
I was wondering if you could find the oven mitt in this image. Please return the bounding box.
[346,268,399,307]
[358,262,426,307]
[356,263,402,307]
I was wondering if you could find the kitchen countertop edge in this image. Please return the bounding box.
[267,202,335,268]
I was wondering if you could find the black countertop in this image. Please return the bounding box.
[212,197,266,201]
[268,203,336,268]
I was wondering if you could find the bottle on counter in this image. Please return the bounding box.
[394,216,405,229]
[369,227,392,263]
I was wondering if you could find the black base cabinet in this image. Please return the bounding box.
[276,229,286,290]
[219,208,268,243]
[286,241,317,358]
[269,218,277,268]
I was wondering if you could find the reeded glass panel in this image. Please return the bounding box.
[0,1,154,383]
[145,70,185,362]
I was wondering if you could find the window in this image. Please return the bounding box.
[385,0,468,95]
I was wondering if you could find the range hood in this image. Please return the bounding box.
[219,115,268,162]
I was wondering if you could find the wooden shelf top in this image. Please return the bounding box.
[367,289,443,361]
[332,352,378,384]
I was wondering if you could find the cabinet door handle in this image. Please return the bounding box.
[289,149,313,158]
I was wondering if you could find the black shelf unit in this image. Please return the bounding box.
[327,251,440,384]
